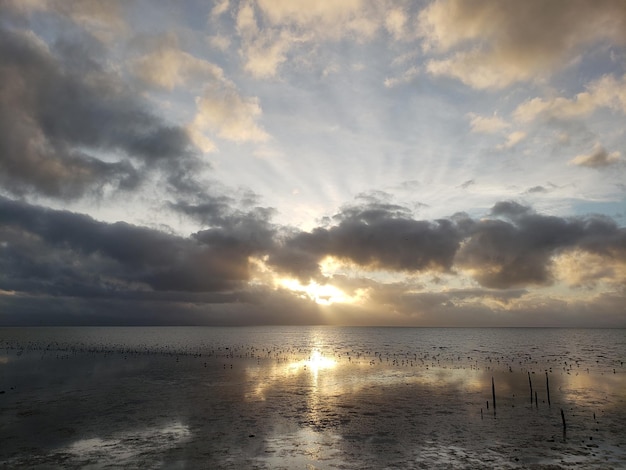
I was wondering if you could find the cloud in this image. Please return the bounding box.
[256,0,378,38]
[497,131,527,150]
[514,74,626,122]
[211,0,230,18]
[554,250,626,288]
[525,185,549,194]
[459,179,475,190]
[0,27,202,198]
[467,113,509,134]
[234,2,294,79]
[570,143,621,168]
[271,199,626,291]
[129,33,269,149]
[208,34,231,52]
[384,66,420,88]
[190,81,269,143]
[130,34,225,90]
[419,0,626,89]
[233,0,388,78]
[0,285,327,326]
[455,201,626,289]
[384,7,408,41]
[2,197,625,325]
[0,197,272,295]
[3,0,129,44]
[0,197,330,325]
[269,201,465,281]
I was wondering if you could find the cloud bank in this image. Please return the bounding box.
[2,197,624,325]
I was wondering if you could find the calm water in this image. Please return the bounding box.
[1,327,625,468]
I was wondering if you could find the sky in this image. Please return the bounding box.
[0,0,625,327]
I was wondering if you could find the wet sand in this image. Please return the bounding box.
[1,328,625,468]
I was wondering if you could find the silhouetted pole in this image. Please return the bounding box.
[492,376,496,416]
[528,371,533,405]
[546,371,551,407]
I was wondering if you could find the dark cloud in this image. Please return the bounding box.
[490,201,532,219]
[459,179,475,189]
[269,202,464,281]
[525,185,548,194]
[0,197,260,297]
[0,25,198,199]
[0,287,325,326]
[456,203,626,288]
[270,200,626,291]
[169,192,278,261]
[1,197,625,325]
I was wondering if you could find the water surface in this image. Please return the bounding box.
[1,327,625,468]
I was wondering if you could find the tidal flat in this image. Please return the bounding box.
[1,327,625,469]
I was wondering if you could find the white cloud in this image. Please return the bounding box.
[235,2,292,78]
[385,7,408,41]
[208,35,231,52]
[514,74,626,122]
[233,0,389,78]
[241,31,293,79]
[497,131,527,150]
[128,34,270,150]
[256,0,369,37]
[569,143,621,168]
[384,66,419,88]
[425,50,539,90]
[236,1,258,36]
[467,113,509,134]
[132,41,225,90]
[391,50,418,67]
[211,0,230,18]
[191,82,269,143]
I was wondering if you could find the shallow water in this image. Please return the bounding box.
[1,327,625,468]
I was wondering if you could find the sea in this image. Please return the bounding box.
[1,327,625,469]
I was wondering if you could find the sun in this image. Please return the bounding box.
[278,278,349,305]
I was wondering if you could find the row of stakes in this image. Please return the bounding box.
[481,371,568,437]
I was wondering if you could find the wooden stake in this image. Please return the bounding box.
[546,371,551,407]
[492,376,496,415]
[528,371,533,405]
[561,408,567,437]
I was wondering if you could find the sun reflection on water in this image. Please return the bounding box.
[288,349,337,376]
[246,348,338,401]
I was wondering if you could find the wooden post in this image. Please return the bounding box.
[561,408,566,437]
[546,371,551,407]
[492,376,496,416]
[528,371,533,405]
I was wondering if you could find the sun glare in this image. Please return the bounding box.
[286,349,337,375]
[278,279,349,305]
[305,349,336,372]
